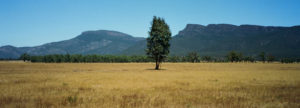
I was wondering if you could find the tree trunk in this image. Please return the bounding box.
[155,60,159,70]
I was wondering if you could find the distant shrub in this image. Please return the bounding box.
[266,54,275,63]
[167,56,181,62]
[186,52,200,63]
[226,51,243,62]
[19,53,30,62]
[243,56,255,62]
[280,58,296,63]
[202,56,212,62]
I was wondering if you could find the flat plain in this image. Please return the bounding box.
[0,62,299,108]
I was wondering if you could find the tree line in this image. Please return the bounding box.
[23,54,152,63]
[225,51,300,63]
[19,51,300,63]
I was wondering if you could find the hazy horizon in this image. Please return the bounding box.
[1,0,300,47]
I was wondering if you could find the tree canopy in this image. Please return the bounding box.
[146,16,172,70]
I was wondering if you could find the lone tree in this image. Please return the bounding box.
[259,52,266,63]
[20,53,30,62]
[146,16,171,70]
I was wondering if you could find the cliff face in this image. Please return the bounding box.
[170,24,300,57]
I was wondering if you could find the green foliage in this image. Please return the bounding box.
[146,16,172,69]
[19,53,30,62]
[280,58,298,63]
[186,52,200,63]
[266,54,275,62]
[202,56,212,62]
[226,51,243,62]
[27,52,296,64]
[243,56,255,62]
[259,52,266,63]
[30,54,152,63]
[166,55,225,63]
[167,56,181,62]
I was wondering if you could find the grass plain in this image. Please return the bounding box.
[0,62,299,108]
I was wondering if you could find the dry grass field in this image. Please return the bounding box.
[0,62,299,108]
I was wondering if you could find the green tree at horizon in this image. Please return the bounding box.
[146,16,172,70]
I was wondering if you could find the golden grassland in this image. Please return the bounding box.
[0,62,299,108]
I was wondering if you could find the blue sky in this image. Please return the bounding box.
[1,0,300,47]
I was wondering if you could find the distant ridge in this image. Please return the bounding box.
[1,24,300,58]
[122,24,300,57]
[0,30,145,58]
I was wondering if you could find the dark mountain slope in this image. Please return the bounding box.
[0,45,23,59]
[0,30,144,58]
[123,24,300,57]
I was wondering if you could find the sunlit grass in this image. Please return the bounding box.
[0,62,299,108]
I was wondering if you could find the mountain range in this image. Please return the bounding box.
[1,24,300,59]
